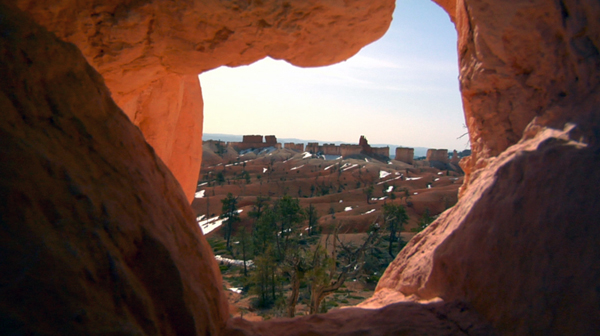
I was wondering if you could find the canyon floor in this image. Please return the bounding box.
[192,142,464,319]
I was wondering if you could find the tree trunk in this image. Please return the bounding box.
[287,271,300,317]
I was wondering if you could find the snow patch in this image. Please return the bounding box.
[438,172,444,175]
[290,165,304,171]
[198,210,243,235]
[406,177,422,181]
[194,190,205,198]
[434,178,440,182]
[386,186,393,193]
[324,164,335,170]
[344,206,353,212]
[379,171,391,179]
[215,255,254,267]
[263,168,268,173]
[229,287,243,294]
[342,164,358,172]
[198,182,208,187]
[362,209,376,215]
[302,152,312,159]
[339,200,343,203]
[414,192,419,195]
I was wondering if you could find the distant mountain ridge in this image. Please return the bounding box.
[202,133,432,158]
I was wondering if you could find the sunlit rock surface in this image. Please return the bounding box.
[16,0,395,201]
[0,4,227,334]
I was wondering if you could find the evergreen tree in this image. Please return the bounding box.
[382,203,408,257]
[220,193,240,250]
[305,203,319,235]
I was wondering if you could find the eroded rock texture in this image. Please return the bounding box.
[377,0,600,334]
[16,0,395,201]
[0,4,227,334]
[4,0,600,334]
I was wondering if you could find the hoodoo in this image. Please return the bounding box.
[2,0,599,335]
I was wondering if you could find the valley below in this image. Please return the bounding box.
[193,141,464,319]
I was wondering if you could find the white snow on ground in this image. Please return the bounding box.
[291,165,304,171]
[195,190,205,198]
[362,209,376,215]
[386,186,394,193]
[263,168,268,173]
[215,255,254,267]
[395,172,400,175]
[379,171,391,179]
[414,192,419,195]
[339,200,343,203]
[302,152,312,159]
[322,155,342,160]
[378,196,388,201]
[342,164,358,171]
[258,147,276,155]
[371,198,379,201]
[365,158,369,162]
[434,178,440,181]
[198,182,208,187]
[344,206,353,212]
[406,177,422,181]
[324,164,335,170]
[427,185,431,189]
[229,287,243,294]
[377,175,402,185]
[438,172,444,175]
[198,210,243,235]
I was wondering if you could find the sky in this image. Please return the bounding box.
[199,0,468,151]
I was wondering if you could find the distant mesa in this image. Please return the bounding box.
[395,147,414,165]
[227,135,282,151]
[306,135,390,159]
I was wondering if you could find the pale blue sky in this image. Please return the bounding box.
[200,0,468,151]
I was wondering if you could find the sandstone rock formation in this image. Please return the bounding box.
[0,4,227,334]
[4,0,600,334]
[395,147,414,165]
[16,0,395,201]
[375,0,600,334]
[426,149,449,163]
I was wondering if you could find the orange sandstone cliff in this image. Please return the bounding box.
[1,0,599,335]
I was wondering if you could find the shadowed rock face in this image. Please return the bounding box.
[2,0,600,335]
[0,4,227,335]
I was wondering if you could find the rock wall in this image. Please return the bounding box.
[284,143,305,152]
[376,0,600,334]
[264,135,277,145]
[16,0,395,201]
[395,147,414,164]
[371,147,390,157]
[340,144,362,157]
[426,149,449,163]
[243,135,264,143]
[0,4,228,334]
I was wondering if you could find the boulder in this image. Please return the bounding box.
[0,4,227,334]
